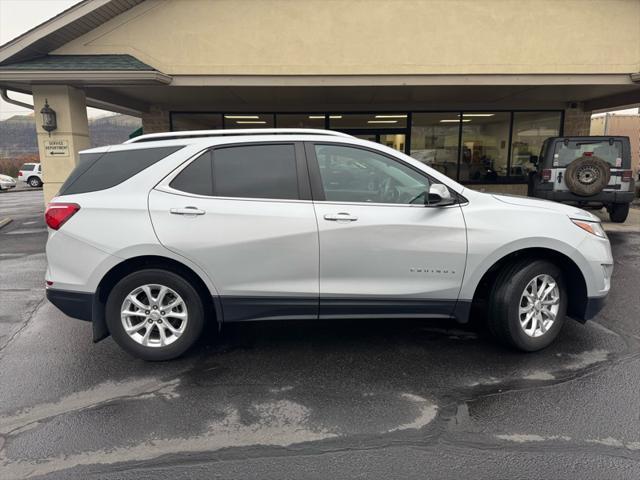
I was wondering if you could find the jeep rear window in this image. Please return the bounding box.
[58,146,183,196]
[553,141,623,167]
[21,164,35,171]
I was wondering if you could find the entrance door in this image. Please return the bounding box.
[306,142,467,319]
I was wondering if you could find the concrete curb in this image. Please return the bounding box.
[0,217,13,230]
[1,187,43,193]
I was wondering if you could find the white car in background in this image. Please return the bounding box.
[18,163,43,187]
[44,129,612,361]
[0,174,17,191]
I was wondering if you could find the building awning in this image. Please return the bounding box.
[0,54,172,85]
[0,54,155,71]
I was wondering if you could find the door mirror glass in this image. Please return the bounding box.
[427,183,455,206]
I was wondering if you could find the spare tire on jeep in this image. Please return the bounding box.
[564,155,611,196]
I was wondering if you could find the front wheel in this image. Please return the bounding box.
[609,203,629,223]
[106,269,205,361]
[488,259,567,351]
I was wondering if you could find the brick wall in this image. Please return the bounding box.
[563,105,592,136]
[141,106,170,133]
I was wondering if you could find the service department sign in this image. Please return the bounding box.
[44,139,70,157]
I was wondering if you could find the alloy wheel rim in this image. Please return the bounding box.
[577,166,599,185]
[518,274,560,338]
[120,284,188,348]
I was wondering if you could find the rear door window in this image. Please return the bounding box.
[21,164,35,171]
[59,146,183,196]
[554,140,624,168]
[211,144,299,200]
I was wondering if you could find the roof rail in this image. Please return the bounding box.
[124,128,353,144]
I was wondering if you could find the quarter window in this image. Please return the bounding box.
[314,145,430,204]
[212,144,299,200]
[170,151,213,195]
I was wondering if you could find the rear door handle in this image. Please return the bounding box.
[170,206,206,216]
[324,212,358,222]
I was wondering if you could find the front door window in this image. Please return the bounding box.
[314,144,429,204]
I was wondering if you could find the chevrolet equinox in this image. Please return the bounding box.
[44,129,612,360]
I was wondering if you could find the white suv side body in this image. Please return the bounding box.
[44,130,612,360]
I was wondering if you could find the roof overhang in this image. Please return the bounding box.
[0,0,145,65]
[0,70,172,85]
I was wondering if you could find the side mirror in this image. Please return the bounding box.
[426,183,455,206]
[530,155,539,165]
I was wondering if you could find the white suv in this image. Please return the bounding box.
[19,162,43,187]
[44,129,613,361]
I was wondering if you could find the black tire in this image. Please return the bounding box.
[28,176,42,187]
[488,259,567,352]
[609,203,629,223]
[106,269,205,361]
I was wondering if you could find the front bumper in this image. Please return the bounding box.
[535,189,634,205]
[46,288,93,322]
[582,295,608,321]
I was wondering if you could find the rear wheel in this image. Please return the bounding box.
[609,203,629,223]
[488,259,566,351]
[28,176,42,187]
[106,269,204,361]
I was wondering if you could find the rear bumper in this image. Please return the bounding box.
[535,190,634,204]
[46,288,93,322]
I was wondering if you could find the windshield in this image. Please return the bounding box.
[553,140,624,167]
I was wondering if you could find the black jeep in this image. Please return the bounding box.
[528,136,635,222]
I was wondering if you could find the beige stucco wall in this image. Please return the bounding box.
[32,85,90,203]
[54,0,640,75]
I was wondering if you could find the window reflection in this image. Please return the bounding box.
[511,112,562,181]
[459,113,510,183]
[410,113,460,178]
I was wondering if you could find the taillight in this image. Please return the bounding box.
[18,172,22,177]
[541,169,552,181]
[621,170,632,182]
[45,203,80,230]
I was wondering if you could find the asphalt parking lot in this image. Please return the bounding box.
[1,190,640,479]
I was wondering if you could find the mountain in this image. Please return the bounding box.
[0,113,142,158]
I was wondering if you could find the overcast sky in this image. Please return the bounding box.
[0,0,111,120]
[0,0,637,121]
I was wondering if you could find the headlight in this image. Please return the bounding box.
[571,219,606,238]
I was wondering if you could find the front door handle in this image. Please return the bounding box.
[324,212,358,222]
[170,206,206,216]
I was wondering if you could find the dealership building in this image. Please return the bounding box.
[1,0,639,202]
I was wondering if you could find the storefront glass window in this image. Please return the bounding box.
[329,113,407,130]
[511,112,562,182]
[172,113,223,131]
[410,113,461,178]
[276,114,326,128]
[459,112,511,183]
[223,114,274,129]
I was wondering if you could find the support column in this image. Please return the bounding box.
[32,85,90,204]
[563,103,592,136]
